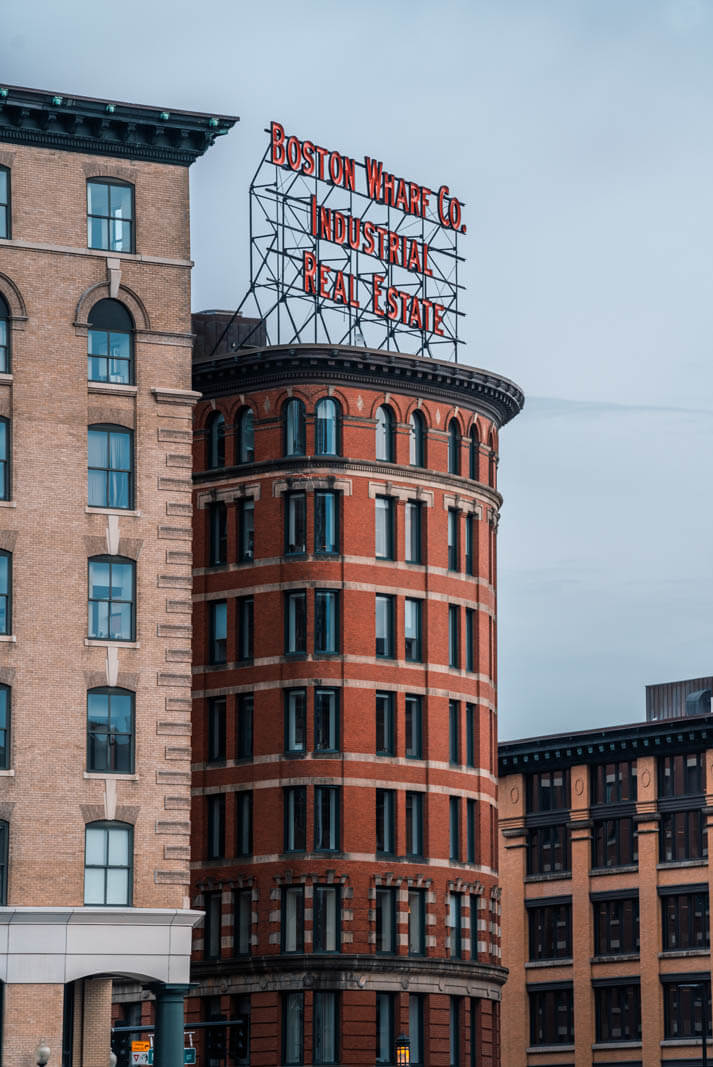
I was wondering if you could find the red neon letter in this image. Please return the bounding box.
[386,286,400,321]
[319,263,332,300]
[271,121,286,166]
[372,275,385,316]
[433,302,445,336]
[302,141,315,177]
[364,157,383,201]
[363,222,376,256]
[303,251,317,294]
[438,185,450,228]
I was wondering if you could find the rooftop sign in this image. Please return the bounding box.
[234,122,466,359]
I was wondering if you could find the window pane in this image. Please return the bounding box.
[106,867,129,905]
[88,217,108,249]
[88,430,108,467]
[85,827,106,865]
[109,184,133,219]
[88,470,106,508]
[84,868,104,904]
[88,181,109,216]
[108,828,129,866]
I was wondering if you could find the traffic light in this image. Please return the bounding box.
[229,1017,249,1062]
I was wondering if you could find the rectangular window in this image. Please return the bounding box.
[88,426,133,509]
[465,513,475,575]
[285,592,307,655]
[595,983,641,1043]
[375,594,395,658]
[315,590,338,654]
[84,823,132,906]
[314,885,340,952]
[528,901,572,961]
[409,994,424,1066]
[526,824,571,876]
[449,997,461,1066]
[376,789,396,855]
[0,686,9,771]
[529,986,574,1046]
[313,991,338,1065]
[237,597,254,661]
[376,992,395,1065]
[209,600,227,665]
[375,496,394,560]
[283,991,304,1066]
[285,492,307,554]
[448,605,460,668]
[236,792,252,857]
[284,787,307,852]
[526,770,570,813]
[591,817,637,869]
[87,688,133,774]
[662,890,710,950]
[204,891,222,959]
[408,889,425,955]
[465,703,475,767]
[447,508,459,570]
[315,490,339,553]
[470,894,480,960]
[663,979,712,1040]
[375,691,395,756]
[208,502,227,565]
[87,179,134,252]
[0,168,8,240]
[404,598,423,661]
[449,893,463,958]
[88,556,133,642]
[206,695,225,763]
[314,688,339,753]
[659,752,705,797]
[405,501,422,564]
[465,609,475,672]
[593,895,639,956]
[591,760,637,804]
[375,887,396,953]
[282,885,305,953]
[450,796,461,862]
[405,695,423,759]
[285,689,306,754]
[314,786,339,851]
[660,809,707,862]
[466,799,476,864]
[238,498,255,561]
[206,793,225,859]
[449,700,461,763]
[406,792,424,858]
[236,693,253,760]
[233,888,251,956]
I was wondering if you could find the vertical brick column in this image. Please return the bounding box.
[498,772,528,1063]
[635,752,663,1062]
[569,761,593,1067]
[3,983,64,1067]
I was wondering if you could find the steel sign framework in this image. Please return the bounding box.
[230,122,466,361]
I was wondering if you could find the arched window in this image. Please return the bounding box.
[206,412,225,469]
[88,299,134,385]
[284,398,306,457]
[237,408,255,464]
[88,556,135,642]
[315,397,340,456]
[448,420,460,475]
[375,405,395,462]
[84,821,133,905]
[87,687,134,774]
[87,179,134,252]
[469,426,480,480]
[88,425,133,509]
[409,410,426,467]
[0,685,10,771]
[489,430,497,488]
[0,293,10,374]
[0,166,9,239]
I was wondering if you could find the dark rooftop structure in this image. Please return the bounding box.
[646,675,712,721]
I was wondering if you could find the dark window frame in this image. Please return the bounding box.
[88,298,134,385]
[83,819,133,906]
[404,597,423,662]
[238,498,255,562]
[237,595,254,662]
[450,796,461,862]
[88,555,135,643]
[87,178,135,253]
[237,693,253,760]
[207,695,226,764]
[284,689,307,755]
[284,591,307,656]
[449,700,461,764]
[208,501,228,566]
[88,424,133,511]
[527,900,573,961]
[0,292,9,374]
[375,593,395,659]
[314,687,339,754]
[592,895,640,956]
[86,686,135,775]
[315,589,339,655]
[405,694,423,759]
[528,985,574,1047]
[209,599,228,665]
[281,884,305,953]
[315,396,341,456]
[375,404,396,462]
[661,889,710,951]
[448,419,461,475]
[314,884,341,953]
[284,398,306,457]
[206,793,225,860]
[375,495,395,560]
[233,887,252,957]
[0,684,9,771]
[376,788,396,856]
[0,166,10,240]
[314,489,339,554]
[284,786,307,852]
[594,982,641,1044]
[409,410,426,467]
[285,491,307,555]
[448,604,460,669]
[314,786,340,852]
[376,691,395,756]
[375,886,397,954]
[0,417,10,501]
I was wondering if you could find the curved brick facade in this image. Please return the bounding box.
[189,339,523,1066]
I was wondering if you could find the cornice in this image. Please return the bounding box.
[499,714,713,776]
[192,343,525,429]
[0,84,238,166]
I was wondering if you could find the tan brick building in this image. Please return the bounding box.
[186,320,524,1066]
[0,84,235,1065]
[499,693,713,1067]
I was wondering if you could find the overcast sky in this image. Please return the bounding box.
[4,0,712,739]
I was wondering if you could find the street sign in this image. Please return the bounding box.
[131,1055,148,1066]
[132,1042,150,1053]
[144,1051,195,1065]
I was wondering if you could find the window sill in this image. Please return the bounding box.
[0,374,12,385]
[85,639,139,648]
[0,635,16,643]
[657,859,708,869]
[592,953,639,963]
[85,506,141,517]
[88,382,137,396]
[661,1038,713,1047]
[0,769,14,777]
[592,1041,641,1050]
[0,501,16,509]
[524,872,572,883]
[659,948,710,958]
[525,958,573,968]
[526,1045,574,1054]
[84,772,138,781]
[590,864,638,876]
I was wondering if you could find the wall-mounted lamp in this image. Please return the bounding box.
[35,1041,50,1066]
[395,1034,411,1066]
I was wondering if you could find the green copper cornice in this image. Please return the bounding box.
[0,84,238,165]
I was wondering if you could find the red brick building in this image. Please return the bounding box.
[188,316,524,1066]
